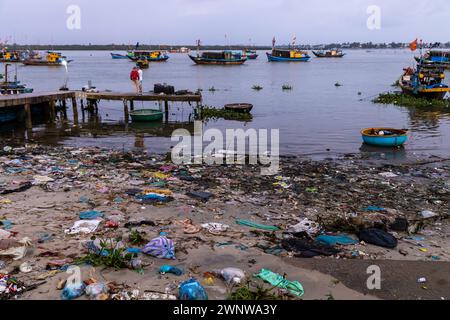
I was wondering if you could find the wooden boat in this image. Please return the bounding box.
[266,49,310,62]
[130,109,163,122]
[127,50,169,62]
[0,50,22,63]
[245,50,258,60]
[399,64,450,100]
[0,64,33,95]
[312,49,345,58]
[110,53,128,59]
[22,51,72,66]
[136,59,149,69]
[415,50,450,69]
[361,128,408,147]
[224,103,253,113]
[189,51,247,65]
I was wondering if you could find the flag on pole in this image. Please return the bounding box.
[409,39,418,51]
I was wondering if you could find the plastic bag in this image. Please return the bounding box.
[214,267,245,285]
[142,236,175,259]
[85,282,109,300]
[61,281,86,300]
[159,265,183,276]
[179,279,208,300]
[254,269,304,297]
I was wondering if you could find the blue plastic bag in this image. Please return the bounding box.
[61,282,86,300]
[179,279,208,300]
[159,265,183,276]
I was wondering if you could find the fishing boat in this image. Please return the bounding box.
[189,51,247,65]
[415,50,450,69]
[136,59,149,69]
[110,53,128,59]
[266,49,310,62]
[245,50,258,60]
[130,109,164,122]
[361,128,408,147]
[224,103,253,113]
[399,63,450,100]
[0,64,33,95]
[22,51,72,66]
[312,49,345,58]
[0,50,22,63]
[127,50,169,62]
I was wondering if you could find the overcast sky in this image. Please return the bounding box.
[1,0,449,45]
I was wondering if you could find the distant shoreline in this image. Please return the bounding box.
[5,43,450,51]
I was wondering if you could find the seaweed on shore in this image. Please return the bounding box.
[373,92,450,109]
[196,106,253,121]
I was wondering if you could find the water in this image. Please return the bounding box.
[2,49,450,158]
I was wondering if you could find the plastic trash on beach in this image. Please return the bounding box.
[315,234,358,246]
[179,278,208,300]
[419,210,438,219]
[236,219,279,231]
[79,210,104,220]
[214,267,246,285]
[358,228,398,249]
[61,281,86,300]
[0,237,32,260]
[0,229,12,240]
[288,218,320,235]
[32,175,55,185]
[254,269,304,297]
[64,220,101,235]
[85,282,109,300]
[142,236,175,259]
[201,223,229,234]
[159,265,183,276]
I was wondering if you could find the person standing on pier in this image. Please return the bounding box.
[130,66,140,94]
[137,65,143,94]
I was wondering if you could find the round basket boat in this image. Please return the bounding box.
[361,128,408,147]
[224,103,253,113]
[130,109,163,122]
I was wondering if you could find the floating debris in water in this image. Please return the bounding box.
[282,84,293,91]
[374,93,450,108]
[196,106,252,121]
[252,85,263,91]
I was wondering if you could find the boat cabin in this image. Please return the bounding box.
[271,49,306,59]
[201,51,243,60]
[46,51,64,63]
[425,50,450,63]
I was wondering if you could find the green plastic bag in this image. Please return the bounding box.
[254,269,304,297]
[235,219,279,231]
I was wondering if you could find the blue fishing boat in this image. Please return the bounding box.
[266,49,310,62]
[399,64,450,100]
[415,50,450,69]
[110,53,128,59]
[361,128,408,147]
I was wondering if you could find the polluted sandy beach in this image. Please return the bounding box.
[0,144,448,300]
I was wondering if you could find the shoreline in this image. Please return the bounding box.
[0,145,448,300]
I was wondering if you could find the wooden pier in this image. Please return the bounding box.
[0,90,202,131]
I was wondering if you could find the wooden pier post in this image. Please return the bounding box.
[130,100,134,111]
[24,103,32,129]
[123,99,129,123]
[49,100,56,122]
[71,97,79,125]
[62,99,68,120]
[164,101,169,123]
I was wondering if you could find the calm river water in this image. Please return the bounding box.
[1,49,449,158]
